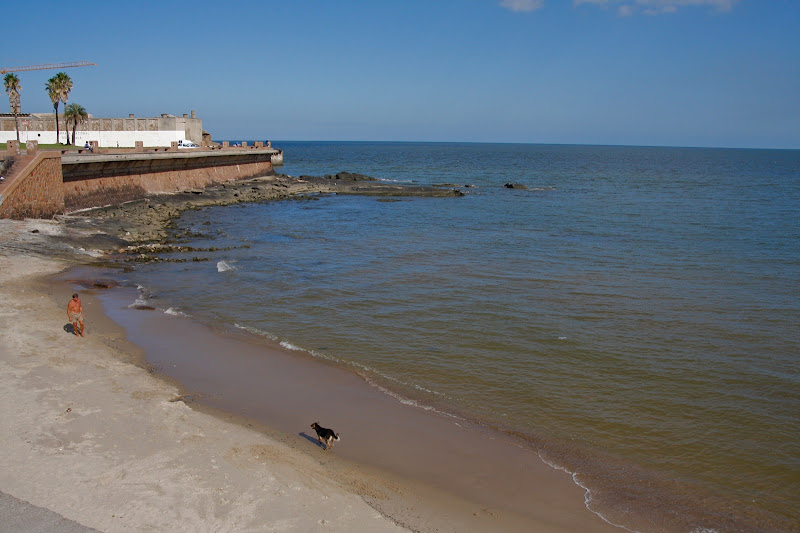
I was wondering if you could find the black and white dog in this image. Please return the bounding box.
[311,422,340,450]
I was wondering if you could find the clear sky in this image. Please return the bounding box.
[3,0,798,148]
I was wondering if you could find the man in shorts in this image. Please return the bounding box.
[67,293,85,337]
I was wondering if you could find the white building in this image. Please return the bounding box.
[0,110,204,147]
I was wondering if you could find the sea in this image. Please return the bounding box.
[107,142,800,531]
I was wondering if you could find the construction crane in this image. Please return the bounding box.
[0,61,96,74]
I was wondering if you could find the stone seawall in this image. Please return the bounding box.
[62,151,275,211]
[0,152,64,219]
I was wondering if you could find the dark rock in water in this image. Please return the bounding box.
[31,229,40,233]
[323,172,377,182]
[67,279,119,289]
[504,183,528,189]
[132,304,156,310]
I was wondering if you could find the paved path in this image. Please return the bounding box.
[0,491,98,533]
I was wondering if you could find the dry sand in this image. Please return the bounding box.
[0,186,625,532]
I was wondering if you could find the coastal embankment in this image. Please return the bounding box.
[0,173,619,532]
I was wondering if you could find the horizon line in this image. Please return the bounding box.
[218,139,799,151]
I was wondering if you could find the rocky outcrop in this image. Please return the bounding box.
[322,172,376,181]
[77,172,465,247]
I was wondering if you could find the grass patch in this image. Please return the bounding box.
[1,142,75,150]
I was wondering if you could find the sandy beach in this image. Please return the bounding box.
[0,176,624,532]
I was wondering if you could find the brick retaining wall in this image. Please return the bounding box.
[0,151,64,219]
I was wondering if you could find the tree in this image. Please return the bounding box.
[64,103,88,146]
[4,73,22,143]
[58,72,73,121]
[45,72,72,144]
[46,76,62,144]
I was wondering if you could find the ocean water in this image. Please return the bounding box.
[119,142,799,531]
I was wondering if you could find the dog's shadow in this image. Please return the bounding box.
[299,432,325,449]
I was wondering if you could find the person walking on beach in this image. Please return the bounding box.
[67,293,85,337]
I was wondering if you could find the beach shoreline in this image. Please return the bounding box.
[0,219,407,532]
[0,176,623,532]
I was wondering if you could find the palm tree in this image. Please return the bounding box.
[58,72,73,120]
[46,76,62,144]
[4,73,22,144]
[45,72,72,144]
[64,103,88,145]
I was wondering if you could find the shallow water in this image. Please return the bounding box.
[117,142,800,531]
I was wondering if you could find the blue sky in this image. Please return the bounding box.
[3,0,798,148]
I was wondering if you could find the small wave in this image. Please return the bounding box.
[217,260,237,272]
[126,286,189,316]
[279,340,303,351]
[232,324,458,421]
[535,455,637,533]
[362,375,463,419]
[234,323,279,342]
[129,285,154,306]
[128,295,154,310]
[413,382,447,396]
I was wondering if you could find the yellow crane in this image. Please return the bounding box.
[0,61,96,74]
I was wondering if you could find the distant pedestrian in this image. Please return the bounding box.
[67,293,85,337]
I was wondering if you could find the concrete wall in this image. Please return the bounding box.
[0,112,203,147]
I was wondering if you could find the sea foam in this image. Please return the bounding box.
[279,340,302,351]
[217,260,237,272]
